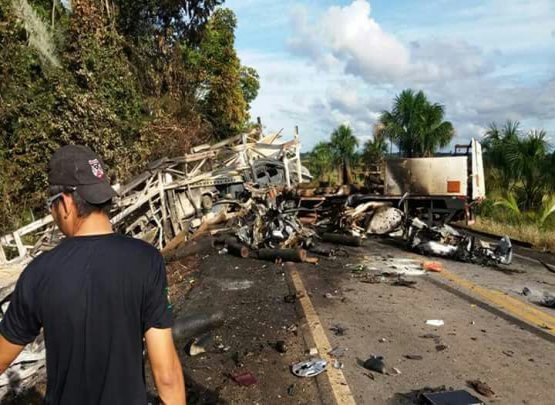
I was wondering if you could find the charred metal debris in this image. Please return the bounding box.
[0,129,513,270]
[0,129,513,393]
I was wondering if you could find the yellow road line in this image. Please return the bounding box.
[437,268,555,333]
[289,267,356,405]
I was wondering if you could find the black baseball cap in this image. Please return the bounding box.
[48,145,117,204]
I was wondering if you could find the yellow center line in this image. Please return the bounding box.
[436,268,555,332]
[289,267,356,405]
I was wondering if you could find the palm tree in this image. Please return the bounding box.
[330,124,359,184]
[506,129,550,211]
[308,142,334,183]
[379,89,454,157]
[485,121,552,211]
[362,123,388,165]
[482,120,521,192]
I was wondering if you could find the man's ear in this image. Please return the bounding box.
[60,193,74,218]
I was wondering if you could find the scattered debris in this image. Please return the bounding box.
[426,320,445,327]
[286,323,298,334]
[332,359,344,369]
[404,354,423,360]
[420,333,441,340]
[423,261,443,273]
[328,347,347,358]
[435,344,448,352]
[283,294,297,303]
[329,324,348,336]
[391,367,402,375]
[363,355,386,374]
[186,333,213,356]
[392,277,418,288]
[467,379,495,398]
[287,384,296,396]
[407,218,512,265]
[321,233,362,247]
[308,347,319,356]
[520,287,555,308]
[231,371,258,386]
[422,389,484,405]
[291,359,327,378]
[172,310,224,341]
[274,340,288,354]
[257,248,307,263]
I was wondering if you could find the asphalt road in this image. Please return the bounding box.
[297,238,555,404]
[157,236,555,404]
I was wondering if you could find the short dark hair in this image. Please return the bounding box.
[49,186,112,218]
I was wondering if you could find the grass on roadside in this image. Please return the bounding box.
[471,216,555,253]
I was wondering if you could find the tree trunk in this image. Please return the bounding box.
[51,0,56,29]
[343,157,353,185]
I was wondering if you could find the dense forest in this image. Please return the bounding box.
[0,0,259,233]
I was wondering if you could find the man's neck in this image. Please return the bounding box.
[74,212,114,237]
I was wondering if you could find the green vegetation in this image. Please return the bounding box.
[476,120,555,248]
[379,89,454,158]
[305,89,454,185]
[304,124,359,185]
[0,0,259,233]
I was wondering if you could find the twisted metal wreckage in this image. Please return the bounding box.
[0,128,512,394]
[0,128,311,393]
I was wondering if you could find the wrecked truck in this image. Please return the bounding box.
[365,138,486,225]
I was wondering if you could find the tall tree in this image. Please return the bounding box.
[362,123,388,165]
[484,121,553,211]
[483,120,521,192]
[379,89,454,157]
[114,0,224,43]
[330,124,359,185]
[506,129,550,211]
[0,0,259,232]
[190,8,257,139]
[307,142,334,183]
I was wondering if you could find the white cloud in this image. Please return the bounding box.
[233,0,555,152]
[320,0,410,81]
[288,0,494,84]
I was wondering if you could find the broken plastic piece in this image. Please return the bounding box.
[291,359,327,377]
[332,359,344,369]
[426,320,445,327]
[423,261,443,272]
[328,347,347,358]
[186,333,213,356]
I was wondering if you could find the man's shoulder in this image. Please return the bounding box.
[109,234,163,265]
[111,234,160,255]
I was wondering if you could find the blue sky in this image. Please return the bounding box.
[226,0,555,151]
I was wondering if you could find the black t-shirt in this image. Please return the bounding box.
[0,234,173,405]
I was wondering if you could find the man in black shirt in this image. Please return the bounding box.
[0,145,185,404]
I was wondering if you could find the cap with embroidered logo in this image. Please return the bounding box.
[48,145,117,204]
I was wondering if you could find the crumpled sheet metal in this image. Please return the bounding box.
[407,218,512,265]
[235,196,314,250]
